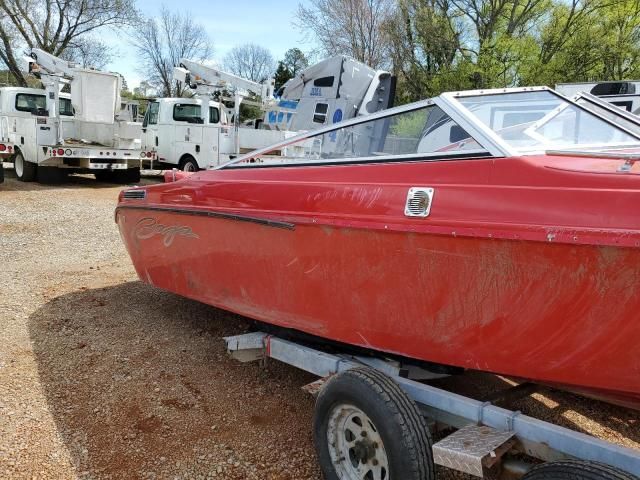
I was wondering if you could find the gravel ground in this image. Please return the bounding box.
[0,166,638,479]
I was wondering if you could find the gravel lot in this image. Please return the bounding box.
[0,166,638,479]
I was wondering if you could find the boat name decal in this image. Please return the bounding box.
[134,217,199,246]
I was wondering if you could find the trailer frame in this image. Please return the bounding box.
[224,331,640,479]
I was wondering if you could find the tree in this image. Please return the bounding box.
[0,0,138,86]
[132,6,213,97]
[223,43,276,82]
[62,36,114,69]
[385,0,471,102]
[274,48,309,89]
[133,80,155,98]
[296,0,394,69]
[442,0,550,88]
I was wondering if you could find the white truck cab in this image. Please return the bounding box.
[0,87,74,181]
[142,97,232,171]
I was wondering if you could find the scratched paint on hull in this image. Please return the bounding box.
[117,208,640,408]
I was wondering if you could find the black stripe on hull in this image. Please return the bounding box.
[116,205,296,230]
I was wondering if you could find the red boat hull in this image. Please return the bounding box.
[116,155,640,409]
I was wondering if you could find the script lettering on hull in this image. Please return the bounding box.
[134,217,199,247]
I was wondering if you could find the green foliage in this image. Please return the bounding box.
[274,48,310,90]
[390,109,428,137]
[239,102,263,122]
[385,0,640,103]
[274,62,292,91]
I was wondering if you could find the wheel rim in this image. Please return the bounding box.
[327,403,389,480]
[183,161,196,172]
[15,154,23,178]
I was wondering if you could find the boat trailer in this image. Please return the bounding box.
[225,332,640,480]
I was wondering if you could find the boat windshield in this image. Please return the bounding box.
[454,90,640,152]
[573,95,640,137]
[225,103,488,167]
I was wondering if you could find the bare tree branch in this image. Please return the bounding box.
[296,0,394,69]
[132,5,213,97]
[223,43,275,82]
[0,0,137,86]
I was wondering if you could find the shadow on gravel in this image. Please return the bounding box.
[2,165,163,191]
[28,281,639,478]
[29,281,320,480]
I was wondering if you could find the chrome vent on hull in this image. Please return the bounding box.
[405,187,434,217]
[123,189,146,200]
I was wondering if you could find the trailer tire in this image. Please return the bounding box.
[14,151,36,182]
[179,156,199,172]
[313,367,434,480]
[37,166,67,184]
[0,162,4,184]
[522,460,638,480]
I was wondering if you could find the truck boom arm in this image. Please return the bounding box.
[174,59,275,100]
[26,49,78,80]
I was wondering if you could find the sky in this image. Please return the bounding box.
[104,0,313,90]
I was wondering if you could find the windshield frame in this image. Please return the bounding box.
[573,91,640,134]
[218,96,511,169]
[219,86,640,169]
[441,87,640,155]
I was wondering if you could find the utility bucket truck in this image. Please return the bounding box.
[142,55,394,171]
[0,49,154,183]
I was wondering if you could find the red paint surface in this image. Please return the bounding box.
[163,170,194,183]
[117,154,640,409]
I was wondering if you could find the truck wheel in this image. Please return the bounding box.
[0,162,4,184]
[14,151,36,182]
[179,156,199,172]
[522,460,638,480]
[37,166,67,184]
[314,367,434,480]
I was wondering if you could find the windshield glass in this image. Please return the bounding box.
[455,90,640,151]
[574,97,640,137]
[227,104,486,167]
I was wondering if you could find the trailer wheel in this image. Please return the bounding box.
[179,156,199,172]
[522,460,638,480]
[314,367,434,480]
[37,166,67,184]
[14,151,36,182]
[0,162,4,184]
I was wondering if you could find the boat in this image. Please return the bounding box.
[116,87,640,410]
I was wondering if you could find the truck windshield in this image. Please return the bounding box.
[455,90,640,151]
